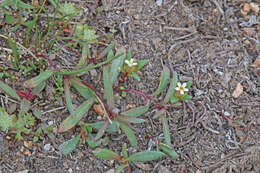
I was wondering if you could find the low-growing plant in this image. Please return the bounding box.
[94,143,165,173]
[0,0,196,170]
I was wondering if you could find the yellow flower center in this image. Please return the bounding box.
[179,86,184,91]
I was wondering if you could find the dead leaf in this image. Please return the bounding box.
[134,162,152,171]
[93,104,104,116]
[251,59,260,75]
[232,83,243,98]
[250,3,259,15]
[241,3,251,15]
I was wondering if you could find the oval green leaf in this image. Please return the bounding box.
[126,151,165,162]
[164,71,178,104]
[121,105,149,117]
[159,143,178,159]
[0,80,20,100]
[162,114,171,146]
[58,97,95,133]
[24,70,53,88]
[60,134,81,155]
[94,148,120,160]
[153,66,170,96]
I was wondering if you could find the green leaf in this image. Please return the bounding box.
[153,66,170,96]
[162,114,171,146]
[107,50,114,60]
[123,116,145,124]
[118,122,137,147]
[6,15,15,24]
[181,94,192,101]
[83,27,98,43]
[94,149,120,160]
[64,79,74,114]
[110,48,125,84]
[170,95,179,104]
[164,71,177,104]
[7,35,19,69]
[126,151,165,162]
[95,120,109,140]
[20,98,30,113]
[159,143,178,159]
[0,107,12,131]
[98,41,116,60]
[60,134,81,155]
[0,80,20,100]
[59,2,79,16]
[137,59,149,70]
[89,121,118,133]
[58,97,95,132]
[186,81,192,88]
[31,81,46,95]
[24,70,54,88]
[121,105,149,117]
[71,79,94,100]
[78,43,89,67]
[152,109,166,119]
[130,73,140,81]
[126,49,132,59]
[103,66,114,108]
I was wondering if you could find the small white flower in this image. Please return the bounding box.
[175,82,188,95]
[125,59,137,67]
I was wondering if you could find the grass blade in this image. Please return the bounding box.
[103,66,114,108]
[118,121,137,147]
[126,151,165,162]
[97,41,116,59]
[94,148,120,160]
[0,81,21,100]
[110,48,125,84]
[60,134,81,155]
[78,42,89,67]
[7,35,19,69]
[159,143,178,159]
[153,66,170,96]
[58,97,95,133]
[71,78,94,100]
[24,70,54,88]
[121,105,149,117]
[162,114,171,146]
[163,71,177,104]
[64,79,74,114]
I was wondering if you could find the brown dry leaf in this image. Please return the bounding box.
[232,83,243,98]
[241,3,251,15]
[134,162,153,171]
[250,3,259,15]
[251,59,260,75]
[93,104,104,116]
[24,141,33,148]
[24,149,31,156]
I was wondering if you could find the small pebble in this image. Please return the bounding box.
[43,143,51,151]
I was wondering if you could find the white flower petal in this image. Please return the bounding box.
[177,82,182,87]
[133,62,137,66]
[130,59,134,63]
[184,88,188,92]
[175,87,180,91]
[180,90,184,95]
[125,60,129,64]
[182,83,187,87]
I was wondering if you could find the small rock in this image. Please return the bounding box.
[68,168,73,173]
[43,143,51,151]
[90,69,97,77]
[156,0,163,6]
